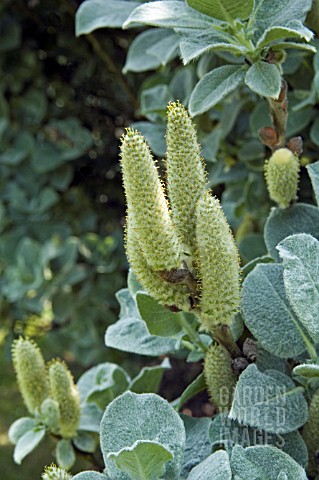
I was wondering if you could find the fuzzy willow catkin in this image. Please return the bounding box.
[264,147,300,208]
[302,389,319,477]
[204,343,237,411]
[42,464,72,480]
[48,360,80,439]
[166,101,207,250]
[125,215,191,311]
[12,337,49,414]
[120,128,181,271]
[195,191,241,332]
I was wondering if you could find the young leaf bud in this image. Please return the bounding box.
[166,101,207,250]
[42,464,72,480]
[204,343,237,411]
[195,191,241,332]
[264,147,300,208]
[302,389,319,477]
[120,128,181,270]
[48,360,80,439]
[12,337,49,415]
[125,215,191,311]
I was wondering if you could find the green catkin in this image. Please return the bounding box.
[302,389,319,477]
[195,191,241,333]
[120,128,182,271]
[12,337,49,414]
[264,147,300,208]
[42,464,72,480]
[48,360,80,439]
[166,101,207,250]
[204,343,237,411]
[125,215,191,311]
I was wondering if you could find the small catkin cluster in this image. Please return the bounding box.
[12,337,49,414]
[48,360,81,439]
[120,102,241,332]
[42,464,72,480]
[204,343,237,411]
[264,147,300,208]
[12,337,80,439]
[302,390,319,477]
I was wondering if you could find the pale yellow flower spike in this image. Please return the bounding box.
[12,337,49,415]
[264,147,300,208]
[48,360,80,439]
[120,128,182,271]
[195,191,241,333]
[166,101,207,251]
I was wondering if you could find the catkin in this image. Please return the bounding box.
[264,147,300,208]
[166,101,207,250]
[12,337,49,414]
[195,191,241,333]
[204,343,237,411]
[48,360,80,439]
[120,128,181,271]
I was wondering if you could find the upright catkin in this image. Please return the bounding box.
[302,389,319,477]
[48,360,80,439]
[120,128,181,271]
[264,147,300,208]
[125,215,190,311]
[195,191,241,333]
[12,337,49,414]
[166,101,207,251]
[204,343,237,411]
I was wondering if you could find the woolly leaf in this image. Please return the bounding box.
[75,0,140,35]
[100,392,186,480]
[180,35,246,65]
[242,263,306,358]
[56,439,76,470]
[251,0,313,42]
[245,62,281,99]
[306,160,319,205]
[230,445,308,480]
[136,293,182,337]
[189,65,246,116]
[13,427,46,464]
[108,441,173,480]
[187,0,254,21]
[105,316,177,356]
[256,21,313,48]
[264,203,319,261]
[187,450,232,480]
[180,415,212,478]
[123,29,179,73]
[76,362,130,409]
[129,358,171,394]
[229,364,308,434]
[130,122,166,157]
[8,417,36,445]
[293,363,319,378]
[277,233,319,343]
[209,413,308,468]
[123,1,213,30]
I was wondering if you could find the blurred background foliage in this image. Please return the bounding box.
[1,0,319,478]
